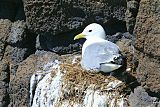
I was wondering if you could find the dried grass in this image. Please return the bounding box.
[59,62,118,104]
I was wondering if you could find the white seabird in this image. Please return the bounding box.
[74,23,123,73]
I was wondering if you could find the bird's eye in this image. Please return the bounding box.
[88,30,92,32]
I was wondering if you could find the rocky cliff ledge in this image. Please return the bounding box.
[0,0,160,107]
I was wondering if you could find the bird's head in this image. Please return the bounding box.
[74,23,106,40]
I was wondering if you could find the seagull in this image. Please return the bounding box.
[74,23,123,73]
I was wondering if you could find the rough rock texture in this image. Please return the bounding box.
[9,51,61,107]
[7,21,26,44]
[35,33,82,54]
[125,0,139,34]
[0,19,36,106]
[0,19,12,43]
[0,20,37,75]
[0,41,6,60]
[24,0,127,53]
[0,0,25,21]
[129,86,160,107]
[134,0,160,94]
[9,55,37,107]
[0,61,10,107]
[24,0,127,35]
[0,20,11,61]
[117,38,134,69]
[4,45,29,75]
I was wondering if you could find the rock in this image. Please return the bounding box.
[2,20,36,74]
[129,86,159,107]
[24,0,127,54]
[24,0,127,35]
[9,51,61,107]
[34,50,62,65]
[134,0,160,57]
[6,20,37,48]
[3,45,29,75]
[0,41,6,60]
[0,0,25,21]
[0,60,10,107]
[0,20,34,63]
[125,0,139,34]
[0,20,33,46]
[133,0,160,93]
[7,21,27,45]
[135,52,160,93]
[122,32,134,39]
[106,32,123,43]
[9,54,37,107]
[0,19,12,42]
[36,33,82,54]
[106,32,134,43]
[116,38,134,69]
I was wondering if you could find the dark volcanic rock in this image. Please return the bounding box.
[36,32,83,54]
[0,60,10,107]
[4,45,29,75]
[24,0,127,35]
[135,52,160,93]
[134,0,160,93]
[0,19,12,60]
[7,21,26,45]
[0,0,25,21]
[129,86,159,107]
[9,51,61,107]
[6,20,36,48]
[0,19,12,42]
[9,55,37,107]
[125,0,139,34]
[106,32,123,43]
[0,41,6,61]
[2,20,36,75]
[24,0,127,54]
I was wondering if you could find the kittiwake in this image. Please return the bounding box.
[74,23,123,73]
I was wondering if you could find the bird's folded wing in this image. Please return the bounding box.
[97,41,123,64]
[82,41,122,70]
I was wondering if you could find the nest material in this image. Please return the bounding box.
[59,62,126,104]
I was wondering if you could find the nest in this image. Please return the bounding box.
[51,54,131,106]
[59,61,122,104]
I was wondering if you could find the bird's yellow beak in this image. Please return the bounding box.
[74,33,85,40]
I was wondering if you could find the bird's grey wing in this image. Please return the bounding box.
[81,43,105,70]
[98,41,123,72]
[101,41,124,65]
[102,40,120,54]
[81,41,122,70]
[95,41,121,63]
